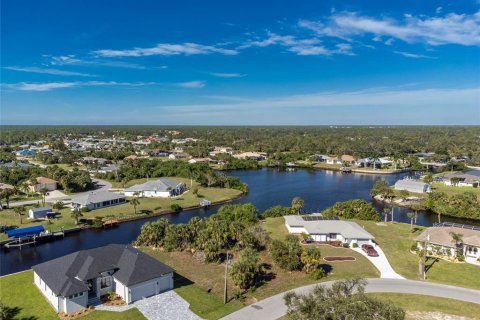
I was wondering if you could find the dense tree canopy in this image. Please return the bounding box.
[284,278,405,320]
[2,126,480,165]
[321,199,381,221]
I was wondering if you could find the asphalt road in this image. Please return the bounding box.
[222,278,480,320]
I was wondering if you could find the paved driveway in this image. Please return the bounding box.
[352,246,404,279]
[222,278,480,320]
[95,291,201,320]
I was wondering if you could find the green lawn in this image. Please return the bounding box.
[0,177,242,240]
[369,293,480,319]
[0,271,146,320]
[357,220,480,290]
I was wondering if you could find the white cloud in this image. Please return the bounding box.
[155,87,480,118]
[48,55,147,69]
[299,11,480,46]
[176,81,206,88]
[393,51,435,59]
[94,43,238,57]
[240,31,353,56]
[4,66,95,77]
[5,81,158,91]
[210,72,245,78]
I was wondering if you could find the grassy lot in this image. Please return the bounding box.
[432,181,480,199]
[369,293,480,319]
[357,220,480,290]
[0,270,146,320]
[0,178,242,240]
[140,217,379,319]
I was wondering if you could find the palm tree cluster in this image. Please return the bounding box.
[134,204,267,263]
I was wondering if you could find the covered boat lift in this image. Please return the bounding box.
[5,225,46,248]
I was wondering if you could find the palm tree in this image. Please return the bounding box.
[450,232,464,258]
[13,206,25,224]
[382,207,389,223]
[71,207,83,225]
[1,189,14,209]
[291,196,304,215]
[407,212,415,231]
[130,198,140,214]
[411,203,421,224]
[39,187,49,206]
[19,182,30,197]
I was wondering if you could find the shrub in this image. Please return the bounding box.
[309,267,326,280]
[321,199,380,221]
[170,203,182,212]
[92,217,103,229]
[342,243,350,248]
[410,243,418,252]
[107,291,117,301]
[352,243,359,248]
[262,205,292,218]
[230,248,263,290]
[269,235,303,271]
[80,207,90,213]
[457,255,465,262]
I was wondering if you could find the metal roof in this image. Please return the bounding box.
[6,225,45,238]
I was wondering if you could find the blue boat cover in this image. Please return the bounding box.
[5,225,45,238]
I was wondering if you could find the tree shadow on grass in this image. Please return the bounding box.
[320,264,333,276]
[0,305,38,320]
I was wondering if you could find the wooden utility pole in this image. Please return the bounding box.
[224,252,231,304]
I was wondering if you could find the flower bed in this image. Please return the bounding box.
[323,256,356,262]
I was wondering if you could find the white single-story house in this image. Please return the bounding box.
[168,152,190,160]
[92,164,121,174]
[356,157,392,168]
[394,179,432,194]
[188,158,211,164]
[30,177,57,193]
[284,215,375,247]
[32,244,174,314]
[124,178,186,198]
[29,206,53,219]
[416,224,480,263]
[440,173,480,188]
[233,152,267,161]
[71,191,126,211]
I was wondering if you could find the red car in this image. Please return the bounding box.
[362,244,379,257]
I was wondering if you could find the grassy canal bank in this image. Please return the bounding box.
[0,177,244,241]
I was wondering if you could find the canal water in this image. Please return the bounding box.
[1,168,477,275]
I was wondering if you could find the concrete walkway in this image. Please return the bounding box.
[352,246,404,279]
[95,291,201,320]
[222,278,480,320]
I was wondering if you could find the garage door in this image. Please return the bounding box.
[356,239,371,246]
[158,275,172,293]
[131,282,156,302]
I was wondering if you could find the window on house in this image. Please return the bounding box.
[100,276,111,289]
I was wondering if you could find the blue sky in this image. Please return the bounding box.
[1,0,479,125]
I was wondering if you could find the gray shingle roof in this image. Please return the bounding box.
[125,178,182,193]
[284,215,375,239]
[71,191,125,206]
[32,244,174,297]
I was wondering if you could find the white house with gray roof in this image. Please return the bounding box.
[71,191,126,211]
[284,215,375,247]
[32,244,174,314]
[124,178,186,198]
